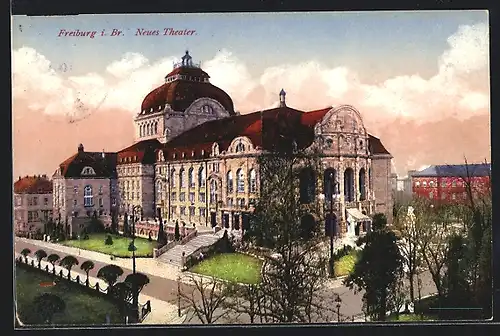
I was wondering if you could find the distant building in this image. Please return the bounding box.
[411,164,491,204]
[14,175,53,235]
[52,144,118,233]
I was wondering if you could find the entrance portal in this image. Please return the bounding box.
[210,212,217,227]
[223,213,230,228]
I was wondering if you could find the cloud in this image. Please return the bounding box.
[12,21,490,176]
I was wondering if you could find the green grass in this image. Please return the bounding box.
[15,265,122,325]
[387,313,435,321]
[190,253,263,284]
[334,250,360,277]
[60,233,157,257]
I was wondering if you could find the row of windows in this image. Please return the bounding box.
[118,166,141,175]
[73,185,104,194]
[428,191,468,200]
[139,121,159,137]
[73,196,104,208]
[415,180,465,188]
[16,196,50,207]
[169,206,207,217]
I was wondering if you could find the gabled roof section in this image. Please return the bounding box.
[117,139,163,165]
[14,175,53,194]
[59,151,118,178]
[368,135,391,156]
[412,163,491,177]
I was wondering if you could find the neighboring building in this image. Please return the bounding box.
[52,144,118,233]
[51,51,395,238]
[14,175,53,235]
[411,163,491,204]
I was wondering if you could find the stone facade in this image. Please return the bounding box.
[371,155,394,224]
[14,192,53,233]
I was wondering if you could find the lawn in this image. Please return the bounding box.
[60,233,157,257]
[334,249,360,277]
[387,313,435,321]
[190,253,263,284]
[15,265,123,325]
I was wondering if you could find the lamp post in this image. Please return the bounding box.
[177,275,181,317]
[129,204,142,321]
[335,294,342,322]
[319,175,339,277]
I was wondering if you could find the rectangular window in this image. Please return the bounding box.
[99,197,103,207]
[28,197,33,206]
[15,196,22,206]
[451,181,457,188]
[441,192,447,200]
[441,181,447,188]
[112,198,116,206]
[199,193,206,202]
[44,197,49,206]
[189,206,195,216]
[171,192,177,202]
[180,192,186,202]
[189,192,195,202]
[171,206,177,215]
[227,198,233,207]
[74,199,77,206]
[180,206,186,215]
[199,208,206,217]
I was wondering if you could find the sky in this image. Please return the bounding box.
[11,11,491,178]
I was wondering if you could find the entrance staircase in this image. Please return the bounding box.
[158,231,223,267]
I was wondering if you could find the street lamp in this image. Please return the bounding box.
[129,204,142,321]
[319,174,339,277]
[335,294,342,322]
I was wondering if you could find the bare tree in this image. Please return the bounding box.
[179,274,234,324]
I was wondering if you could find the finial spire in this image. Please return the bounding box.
[182,50,193,67]
[279,88,286,107]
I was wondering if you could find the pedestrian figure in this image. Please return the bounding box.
[199,252,204,261]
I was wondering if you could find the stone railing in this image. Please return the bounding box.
[152,229,198,258]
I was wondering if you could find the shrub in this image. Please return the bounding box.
[105,235,113,245]
[83,234,90,240]
[148,232,152,242]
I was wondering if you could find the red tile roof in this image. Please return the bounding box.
[140,77,235,115]
[301,107,331,127]
[117,139,163,165]
[14,175,52,194]
[165,66,210,79]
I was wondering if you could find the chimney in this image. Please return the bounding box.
[279,88,287,107]
[78,143,84,153]
[42,174,47,179]
[101,149,105,159]
[18,176,21,181]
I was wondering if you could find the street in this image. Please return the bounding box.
[14,238,438,324]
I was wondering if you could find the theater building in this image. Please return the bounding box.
[52,51,394,238]
[14,175,53,235]
[411,163,491,204]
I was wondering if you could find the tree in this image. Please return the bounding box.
[80,260,95,285]
[393,197,428,303]
[179,274,234,324]
[34,249,48,268]
[157,214,167,246]
[105,234,113,245]
[112,281,134,319]
[20,248,31,263]
[174,220,180,241]
[124,272,150,294]
[46,254,60,274]
[97,264,124,288]
[123,213,129,237]
[33,293,65,324]
[59,255,79,276]
[344,213,404,321]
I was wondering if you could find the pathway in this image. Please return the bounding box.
[158,232,221,267]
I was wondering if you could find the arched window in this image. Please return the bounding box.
[323,168,337,202]
[359,168,366,201]
[237,169,245,193]
[154,122,158,134]
[299,167,316,204]
[300,214,316,240]
[198,166,206,187]
[249,169,257,193]
[188,167,195,188]
[344,168,355,202]
[179,168,185,188]
[210,179,217,204]
[139,125,143,137]
[236,142,245,153]
[170,169,176,188]
[84,185,93,207]
[227,171,233,193]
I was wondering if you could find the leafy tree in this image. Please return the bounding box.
[20,248,31,263]
[97,264,124,288]
[344,213,404,321]
[59,255,79,276]
[157,214,166,246]
[46,254,60,274]
[105,234,113,245]
[80,260,95,285]
[33,293,65,324]
[124,272,150,294]
[34,249,48,268]
[174,220,180,241]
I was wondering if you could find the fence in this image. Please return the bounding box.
[15,255,151,323]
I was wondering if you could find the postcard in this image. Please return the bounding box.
[12,11,492,327]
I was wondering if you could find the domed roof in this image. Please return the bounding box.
[140,51,235,115]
